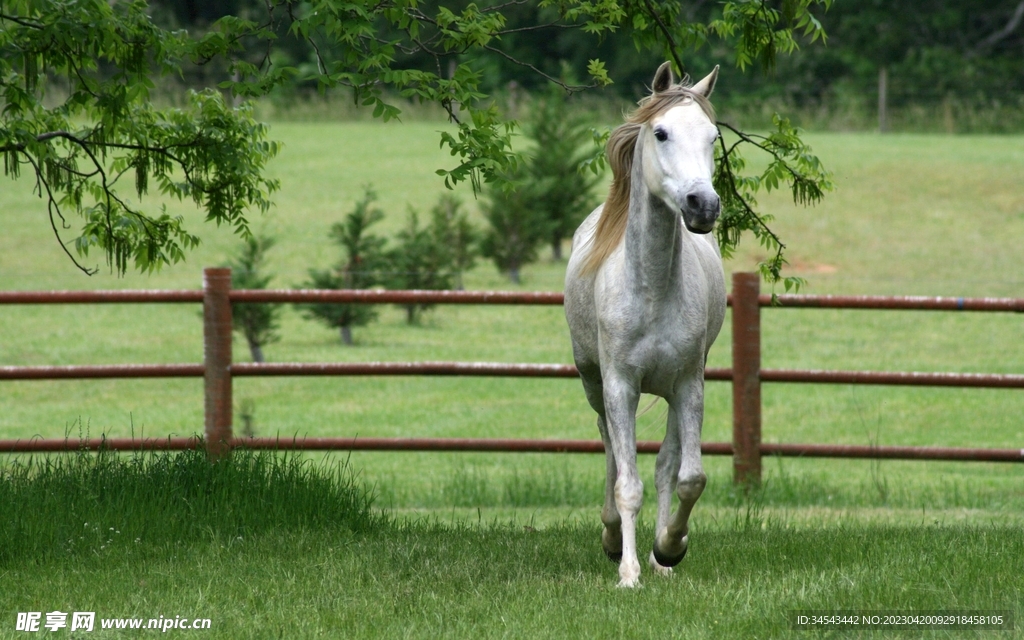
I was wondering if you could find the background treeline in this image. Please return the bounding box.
[146,0,1024,132]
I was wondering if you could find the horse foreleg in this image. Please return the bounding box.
[653,381,707,569]
[602,379,643,588]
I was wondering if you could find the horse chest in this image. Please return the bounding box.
[599,295,706,394]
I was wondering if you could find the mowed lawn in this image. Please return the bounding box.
[2,121,1023,636]
[1,448,1022,639]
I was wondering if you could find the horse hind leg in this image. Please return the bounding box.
[652,387,707,569]
[650,405,682,575]
[582,376,624,563]
[652,469,705,568]
[597,415,623,562]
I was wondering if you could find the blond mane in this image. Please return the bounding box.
[579,85,716,276]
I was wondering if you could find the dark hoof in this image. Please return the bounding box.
[604,548,623,563]
[652,543,687,568]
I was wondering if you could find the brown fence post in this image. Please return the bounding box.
[203,267,233,459]
[731,272,762,486]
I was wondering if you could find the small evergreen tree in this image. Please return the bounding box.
[428,194,478,291]
[526,89,604,260]
[479,91,602,281]
[226,235,282,363]
[386,208,455,324]
[296,187,388,345]
[480,167,552,284]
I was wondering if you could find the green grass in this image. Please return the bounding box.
[5,520,1022,638]
[1,449,1021,639]
[0,447,379,567]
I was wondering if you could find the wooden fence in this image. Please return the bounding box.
[1,269,1022,483]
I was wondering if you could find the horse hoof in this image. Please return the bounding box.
[652,543,687,568]
[602,528,623,563]
[617,576,641,589]
[604,548,623,563]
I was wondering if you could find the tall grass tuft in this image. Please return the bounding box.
[0,447,383,566]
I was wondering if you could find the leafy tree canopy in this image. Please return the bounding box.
[3,0,834,285]
[1,1,280,274]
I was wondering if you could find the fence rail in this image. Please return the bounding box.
[4,288,1023,311]
[5,362,1023,387]
[1,436,1021,463]
[1,269,1021,481]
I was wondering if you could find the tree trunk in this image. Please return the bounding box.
[508,264,521,285]
[447,59,462,120]
[551,237,563,261]
[405,304,417,324]
[247,339,265,363]
[942,96,955,133]
[231,68,243,108]
[878,66,888,133]
[341,325,353,345]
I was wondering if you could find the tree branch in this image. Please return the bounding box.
[482,44,596,94]
[0,13,44,29]
[971,0,1024,55]
[715,133,787,255]
[717,120,805,184]
[639,0,687,77]
[496,21,578,35]
[22,154,98,275]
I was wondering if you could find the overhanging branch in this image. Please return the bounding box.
[971,0,1024,55]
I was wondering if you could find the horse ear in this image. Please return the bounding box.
[690,65,719,98]
[652,62,674,94]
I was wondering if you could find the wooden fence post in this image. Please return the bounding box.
[203,267,233,459]
[878,66,889,134]
[731,272,762,486]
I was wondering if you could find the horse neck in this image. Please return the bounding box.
[623,138,684,296]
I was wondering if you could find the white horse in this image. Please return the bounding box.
[564,63,727,588]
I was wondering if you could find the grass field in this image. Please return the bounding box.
[1,121,1023,635]
[1,449,1021,639]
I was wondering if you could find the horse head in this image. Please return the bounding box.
[640,62,721,234]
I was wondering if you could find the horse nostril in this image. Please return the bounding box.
[686,192,720,214]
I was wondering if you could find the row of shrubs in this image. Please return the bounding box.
[228,88,605,359]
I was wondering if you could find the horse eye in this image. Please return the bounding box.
[654,128,668,142]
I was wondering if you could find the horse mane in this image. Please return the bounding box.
[579,84,716,276]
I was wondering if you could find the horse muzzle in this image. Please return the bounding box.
[682,189,720,234]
